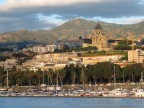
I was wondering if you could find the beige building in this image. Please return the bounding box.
[80,55,123,65]
[22,52,79,72]
[22,52,124,72]
[22,61,66,72]
[46,44,57,52]
[83,22,111,51]
[128,49,144,63]
[32,44,57,53]
[34,52,78,64]
[32,45,48,54]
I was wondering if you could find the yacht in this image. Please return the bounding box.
[135,89,144,97]
[108,88,129,97]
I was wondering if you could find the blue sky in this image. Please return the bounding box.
[0,0,144,33]
[0,0,5,4]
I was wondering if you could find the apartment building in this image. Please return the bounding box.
[128,49,144,63]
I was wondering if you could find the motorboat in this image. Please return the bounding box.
[135,89,144,97]
[108,88,129,97]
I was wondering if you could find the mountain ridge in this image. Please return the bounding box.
[0,18,144,44]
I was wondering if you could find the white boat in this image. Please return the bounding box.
[135,89,144,97]
[108,88,129,97]
[40,84,47,88]
[102,90,110,97]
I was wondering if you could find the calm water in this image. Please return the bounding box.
[0,97,144,108]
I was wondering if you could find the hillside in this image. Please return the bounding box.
[0,18,144,44]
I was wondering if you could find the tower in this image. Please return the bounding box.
[82,21,110,51]
[91,21,107,47]
[93,21,102,35]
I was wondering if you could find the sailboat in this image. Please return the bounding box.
[107,66,129,97]
[0,61,9,92]
[55,72,62,91]
[40,62,47,89]
[135,71,144,97]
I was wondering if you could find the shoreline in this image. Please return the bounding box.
[0,96,144,99]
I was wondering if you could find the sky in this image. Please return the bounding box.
[0,0,144,33]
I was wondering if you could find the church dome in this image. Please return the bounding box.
[95,22,102,30]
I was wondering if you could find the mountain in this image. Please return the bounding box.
[0,18,144,45]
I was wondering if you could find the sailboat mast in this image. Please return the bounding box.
[82,68,85,90]
[7,67,9,89]
[73,72,75,86]
[94,76,96,91]
[141,71,143,88]
[5,61,9,89]
[114,65,116,89]
[56,72,59,86]
[43,70,45,84]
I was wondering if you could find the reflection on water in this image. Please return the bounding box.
[0,97,144,108]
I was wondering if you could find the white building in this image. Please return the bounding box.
[32,44,57,53]
[46,44,57,52]
[128,49,144,63]
[32,46,48,54]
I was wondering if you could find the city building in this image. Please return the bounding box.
[32,45,48,54]
[80,55,123,65]
[33,52,79,64]
[128,49,144,63]
[46,44,57,52]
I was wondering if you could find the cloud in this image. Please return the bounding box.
[139,0,144,5]
[0,0,102,11]
[36,14,66,26]
[86,16,144,24]
[1,0,143,18]
[0,0,144,32]
[0,15,58,32]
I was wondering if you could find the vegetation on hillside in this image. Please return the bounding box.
[0,62,144,87]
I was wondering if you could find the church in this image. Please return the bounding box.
[83,22,111,51]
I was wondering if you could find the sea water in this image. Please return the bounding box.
[0,97,144,108]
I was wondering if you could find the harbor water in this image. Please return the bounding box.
[0,97,144,108]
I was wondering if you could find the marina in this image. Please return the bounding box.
[1,85,144,98]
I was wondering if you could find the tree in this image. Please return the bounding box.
[63,64,75,84]
[122,63,143,82]
[12,66,17,71]
[58,69,66,86]
[103,62,114,82]
[47,68,54,85]
[79,65,87,85]
[70,71,77,85]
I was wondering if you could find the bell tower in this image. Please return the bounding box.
[83,20,109,51]
[93,21,102,35]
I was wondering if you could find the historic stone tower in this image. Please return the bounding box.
[83,22,110,51]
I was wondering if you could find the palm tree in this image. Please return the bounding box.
[79,66,87,90]
[58,69,66,87]
[70,71,77,85]
[47,68,54,86]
